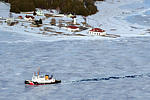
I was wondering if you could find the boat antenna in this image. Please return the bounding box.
[37,67,40,76]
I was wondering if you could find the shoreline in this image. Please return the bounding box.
[0,0,150,41]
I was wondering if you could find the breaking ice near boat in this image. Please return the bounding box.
[25,68,61,85]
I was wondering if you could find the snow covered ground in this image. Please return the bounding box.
[0,30,150,100]
[0,0,150,39]
[88,0,150,37]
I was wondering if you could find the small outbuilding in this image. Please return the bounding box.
[6,18,18,26]
[31,19,42,27]
[89,28,106,36]
[67,26,80,32]
[24,15,34,21]
[18,16,23,19]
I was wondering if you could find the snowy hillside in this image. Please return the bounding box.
[0,2,9,17]
[88,0,149,36]
[0,0,150,40]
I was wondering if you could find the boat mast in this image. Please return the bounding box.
[34,72,36,76]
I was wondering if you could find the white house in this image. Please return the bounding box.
[89,28,106,36]
[53,14,65,17]
[6,18,18,26]
[67,14,73,18]
[67,26,80,32]
[36,10,44,16]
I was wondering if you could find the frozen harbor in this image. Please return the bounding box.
[1,0,150,100]
[0,30,150,100]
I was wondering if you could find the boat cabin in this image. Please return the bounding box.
[25,68,61,85]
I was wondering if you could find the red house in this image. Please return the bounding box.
[18,16,23,19]
[24,15,34,21]
[89,28,106,36]
[67,26,80,32]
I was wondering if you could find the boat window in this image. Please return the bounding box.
[39,75,44,78]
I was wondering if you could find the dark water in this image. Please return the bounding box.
[0,30,150,100]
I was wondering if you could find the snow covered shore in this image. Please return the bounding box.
[0,0,150,40]
[88,0,149,37]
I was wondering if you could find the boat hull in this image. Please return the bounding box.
[25,80,61,85]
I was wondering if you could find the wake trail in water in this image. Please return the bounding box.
[39,72,150,84]
[71,74,150,83]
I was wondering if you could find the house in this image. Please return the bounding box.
[18,16,23,19]
[67,26,80,32]
[24,15,34,21]
[68,13,73,18]
[89,28,106,36]
[53,14,65,17]
[36,10,44,16]
[31,19,42,27]
[6,18,18,26]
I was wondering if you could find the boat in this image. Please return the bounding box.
[25,69,61,85]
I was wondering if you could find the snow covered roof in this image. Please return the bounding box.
[90,28,105,32]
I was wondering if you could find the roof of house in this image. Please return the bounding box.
[90,28,105,32]
[25,15,34,19]
[18,16,23,19]
[68,26,79,29]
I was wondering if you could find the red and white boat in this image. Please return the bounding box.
[25,69,61,85]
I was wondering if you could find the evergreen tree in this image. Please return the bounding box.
[1,0,104,16]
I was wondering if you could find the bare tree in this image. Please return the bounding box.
[58,19,63,29]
